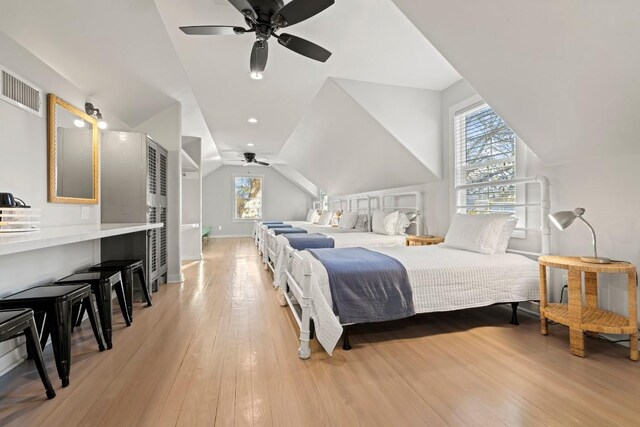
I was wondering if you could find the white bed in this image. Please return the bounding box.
[280,175,551,359]
[287,245,540,356]
[271,230,406,289]
[261,192,422,268]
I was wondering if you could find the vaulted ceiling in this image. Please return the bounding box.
[3,0,634,195]
[0,0,460,192]
[154,0,459,163]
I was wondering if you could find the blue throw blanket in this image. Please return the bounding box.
[284,233,335,251]
[262,221,283,224]
[265,224,292,229]
[272,227,308,236]
[307,248,414,324]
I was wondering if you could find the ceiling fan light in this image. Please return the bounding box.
[250,71,263,80]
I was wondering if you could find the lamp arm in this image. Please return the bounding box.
[578,216,598,258]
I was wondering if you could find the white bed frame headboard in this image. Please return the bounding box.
[380,191,424,235]
[455,175,551,256]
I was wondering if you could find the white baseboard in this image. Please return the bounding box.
[0,343,28,378]
[181,255,203,261]
[167,273,184,283]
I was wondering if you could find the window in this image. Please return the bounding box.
[454,103,517,214]
[234,176,262,220]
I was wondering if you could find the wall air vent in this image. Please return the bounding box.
[0,66,43,117]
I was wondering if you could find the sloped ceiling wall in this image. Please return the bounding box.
[271,164,319,198]
[392,0,640,166]
[280,78,440,195]
[333,78,442,177]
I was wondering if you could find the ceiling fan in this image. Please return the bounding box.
[179,0,334,74]
[242,152,270,166]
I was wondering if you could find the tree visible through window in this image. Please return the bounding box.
[455,103,517,214]
[234,176,262,219]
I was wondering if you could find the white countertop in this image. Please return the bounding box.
[0,223,163,256]
[181,223,200,230]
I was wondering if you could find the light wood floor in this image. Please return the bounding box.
[1,238,640,426]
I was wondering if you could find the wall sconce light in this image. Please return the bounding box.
[85,102,108,130]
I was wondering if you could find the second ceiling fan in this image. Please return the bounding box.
[180,0,334,75]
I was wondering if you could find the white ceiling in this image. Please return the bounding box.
[0,0,222,172]
[392,0,640,166]
[281,79,439,195]
[0,0,462,192]
[154,0,460,159]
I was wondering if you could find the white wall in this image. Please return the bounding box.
[135,103,183,283]
[333,78,443,178]
[203,166,313,237]
[182,137,202,260]
[0,31,130,374]
[281,78,439,195]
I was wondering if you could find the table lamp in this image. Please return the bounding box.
[549,207,611,264]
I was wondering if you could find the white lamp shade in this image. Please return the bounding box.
[549,210,579,230]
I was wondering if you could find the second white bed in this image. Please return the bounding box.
[272,230,406,288]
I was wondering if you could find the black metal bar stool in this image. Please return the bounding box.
[0,309,56,399]
[55,271,131,350]
[0,285,105,387]
[89,260,152,322]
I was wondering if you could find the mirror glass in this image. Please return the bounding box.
[47,95,98,204]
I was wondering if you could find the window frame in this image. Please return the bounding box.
[449,96,527,238]
[232,173,264,222]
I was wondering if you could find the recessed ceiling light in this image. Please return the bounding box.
[248,117,258,124]
[247,143,255,147]
[250,72,263,80]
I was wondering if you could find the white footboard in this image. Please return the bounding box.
[283,246,314,359]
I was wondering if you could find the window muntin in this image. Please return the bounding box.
[234,176,262,220]
[455,103,517,214]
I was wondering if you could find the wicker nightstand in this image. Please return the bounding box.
[538,256,638,360]
[405,235,445,246]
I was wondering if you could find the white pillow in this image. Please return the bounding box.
[338,211,358,229]
[309,209,321,224]
[395,212,412,234]
[371,210,386,234]
[355,214,369,231]
[442,213,511,254]
[495,216,519,254]
[317,210,334,226]
[305,209,314,222]
[383,211,400,235]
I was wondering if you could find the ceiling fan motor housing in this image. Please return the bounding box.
[246,0,284,24]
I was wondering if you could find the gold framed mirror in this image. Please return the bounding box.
[47,94,99,204]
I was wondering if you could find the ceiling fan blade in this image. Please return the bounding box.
[277,34,331,62]
[255,161,270,166]
[227,0,257,19]
[272,0,334,28]
[250,40,269,73]
[179,25,245,35]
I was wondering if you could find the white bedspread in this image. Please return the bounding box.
[273,232,406,288]
[289,246,539,355]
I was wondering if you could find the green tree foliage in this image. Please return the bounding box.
[235,177,263,219]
